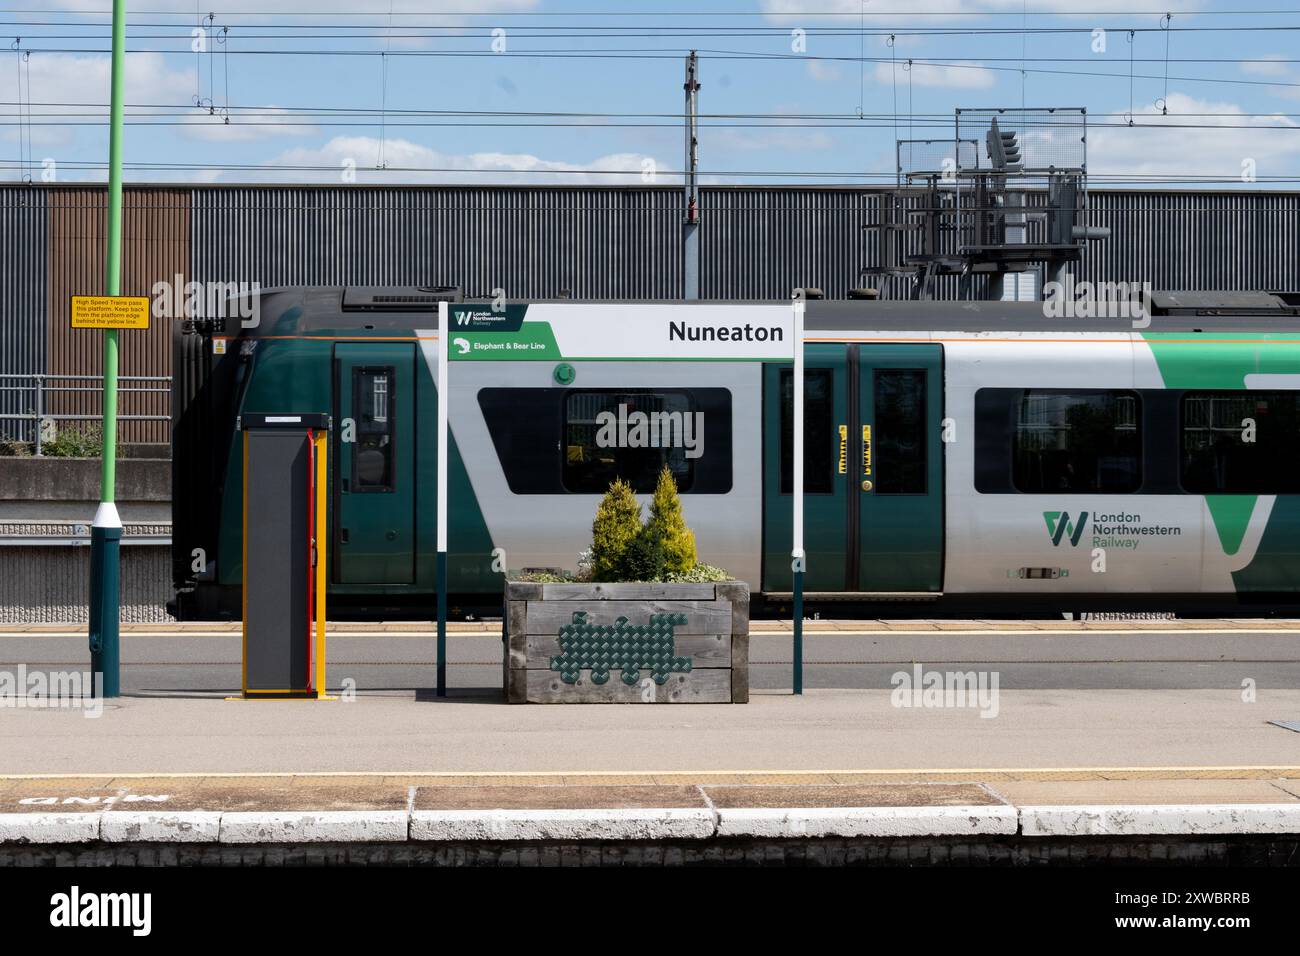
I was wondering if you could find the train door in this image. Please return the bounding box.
[334,343,416,585]
[856,346,944,592]
[762,343,944,595]
[762,345,850,591]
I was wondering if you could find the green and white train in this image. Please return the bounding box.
[170,286,1300,619]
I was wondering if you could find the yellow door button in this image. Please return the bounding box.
[861,480,873,492]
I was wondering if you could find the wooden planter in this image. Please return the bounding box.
[504,581,749,703]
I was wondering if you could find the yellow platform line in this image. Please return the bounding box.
[1,766,1298,785]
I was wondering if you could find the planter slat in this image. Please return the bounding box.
[540,583,717,602]
[520,668,732,704]
[524,600,731,636]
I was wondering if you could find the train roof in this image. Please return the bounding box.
[220,287,1300,337]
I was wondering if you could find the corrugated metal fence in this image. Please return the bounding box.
[1080,191,1300,291]
[190,186,683,299]
[0,188,47,442]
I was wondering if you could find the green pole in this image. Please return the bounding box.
[89,0,125,698]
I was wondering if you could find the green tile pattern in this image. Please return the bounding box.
[551,611,693,686]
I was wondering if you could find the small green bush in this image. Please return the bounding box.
[645,466,697,575]
[590,477,642,582]
[663,563,733,584]
[570,472,730,584]
[41,424,103,458]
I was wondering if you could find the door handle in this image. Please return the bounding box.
[341,478,350,493]
[341,528,350,544]
[861,424,873,492]
[837,424,848,475]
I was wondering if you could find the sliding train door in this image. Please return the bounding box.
[334,343,416,585]
[762,343,944,595]
[856,346,944,592]
[762,346,850,591]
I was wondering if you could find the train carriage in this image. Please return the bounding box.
[170,286,1300,619]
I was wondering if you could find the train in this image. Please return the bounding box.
[170,285,1300,620]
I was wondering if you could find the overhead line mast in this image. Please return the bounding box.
[683,50,701,300]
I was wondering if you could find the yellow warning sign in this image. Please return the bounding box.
[70,296,151,330]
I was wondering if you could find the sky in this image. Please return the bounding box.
[2,0,1300,187]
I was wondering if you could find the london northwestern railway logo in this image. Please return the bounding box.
[1043,510,1090,547]
[1042,510,1183,550]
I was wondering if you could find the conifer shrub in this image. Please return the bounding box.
[644,465,697,575]
[590,477,642,581]
[574,470,727,583]
[621,527,668,582]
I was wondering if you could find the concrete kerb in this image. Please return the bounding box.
[1,803,1299,844]
[714,805,1018,839]
[410,808,717,841]
[1020,803,1300,837]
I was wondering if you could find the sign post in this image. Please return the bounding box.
[436,301,449,697]
[88,0,128,700]
[791,296,805,696]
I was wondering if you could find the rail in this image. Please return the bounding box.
[0,373,171,454]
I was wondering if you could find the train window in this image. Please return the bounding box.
[352,366,395,492]
[779,368,834,495]
[874,369,927,494]
[1012,390,1141,493]
[563,390,698,494]
[478,387,732,495]
[1181,391,1300,494]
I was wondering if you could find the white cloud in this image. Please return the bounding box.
[1089,92,1300,181]
[1237,56,1300,101]
[12,52,191,114]
[761,0,1202,19]
[256,135,666,185]
[1241,55,1291,79]
[52,0,538,14]
[873,61,996,89]
[180,108,317,143]
[5,52,320,146]
[806,60,842,84]
[3,52,191,150]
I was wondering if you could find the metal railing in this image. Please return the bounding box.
[0,374,171,454]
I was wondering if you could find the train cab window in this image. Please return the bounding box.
[779,368,834,495]
[1181,391,1300,494]
[874,369,927,494]
[1012,390,1141,493]
[352,366,395,492]
[563,390,697,494]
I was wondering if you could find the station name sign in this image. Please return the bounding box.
[442,303,793,362]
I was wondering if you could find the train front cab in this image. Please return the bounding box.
[761,342,945,598]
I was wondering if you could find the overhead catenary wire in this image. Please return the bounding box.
[8,43,1300,92]
[6,8,1300,19]
[7,22,1300,37]
[4,157,1299,184]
